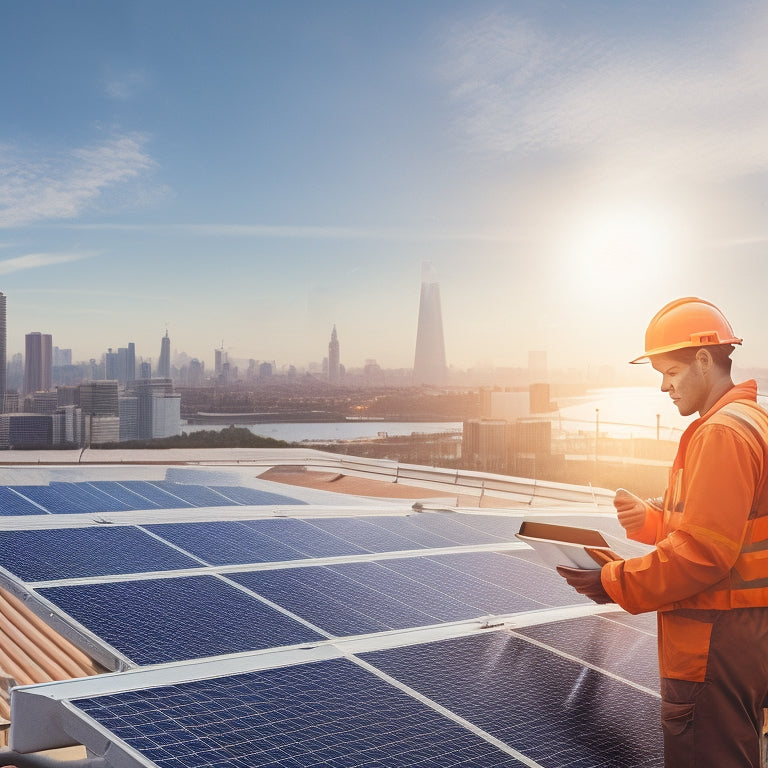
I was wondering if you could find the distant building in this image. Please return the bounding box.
[105,349,118,381]
[119,396,139,441]
[116,344,135,385]
[188,359,204,387]
[80,381,119,417]
[127,378,180,440]
[0,293,6,412]
[158,331,171,379]
[26,391,59,414]
[53,347,72,367]
[328,325,340,384]
[139,361,152,379]
[214,347,224,379]
[53,405,84,447]
[413,261,447,386]
[1,413,53,449]
[24,332,52,395]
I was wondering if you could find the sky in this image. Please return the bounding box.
[2,0,768,376]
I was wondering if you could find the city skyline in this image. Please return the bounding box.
[3,2,768,375]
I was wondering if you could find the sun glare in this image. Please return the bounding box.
[559,202,679,296]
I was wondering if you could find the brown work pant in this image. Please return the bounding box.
[661,607,768,767]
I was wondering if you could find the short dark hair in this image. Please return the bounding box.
[667,344,735,373]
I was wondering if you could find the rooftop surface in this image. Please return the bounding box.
[0,449,660,768]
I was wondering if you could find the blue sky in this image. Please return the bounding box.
[2,1,768,375]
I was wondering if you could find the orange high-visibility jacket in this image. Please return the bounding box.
[601,381,768,679]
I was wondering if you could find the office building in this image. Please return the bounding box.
[158,331,171,379]
[26,391,59,414]
[188,359,204,387]
[1,414,53,449]
[119,396,139,442]
[24,332,52,395]
[128,378,179,440]
[105,349,118,381]
[328,325,340,384]
[413,261,447,386]
[79,381,119,417]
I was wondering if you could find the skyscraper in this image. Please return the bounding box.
[24,332,52,395]
[158,330,171,378]
[412,261,447,386]
[0,293,6,412]
[328,325,340,384]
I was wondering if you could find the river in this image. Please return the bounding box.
[179,386,706,443]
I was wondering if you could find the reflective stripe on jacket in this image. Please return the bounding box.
[602,381,768,615]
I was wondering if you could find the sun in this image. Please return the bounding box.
[558,200,680,295]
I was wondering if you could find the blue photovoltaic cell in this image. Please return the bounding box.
[208,485,306,506]
[240,518,368,557]
[514,614,659,690]
[148,482,242,507]
[309,513,519,552]
[37,575,324,665]
[70,658,523,768]
[0,527,201,581]
[48,482,133,513]
[114,481,196,508]
[363,631,663,768]
[8,485,70,514]
[84,481,164,510]
[231,551,574,637]
[0,486,48,516]
[146,518,369,565]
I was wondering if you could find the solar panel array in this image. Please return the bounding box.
[0,480,306,515]
[1,473,664,767]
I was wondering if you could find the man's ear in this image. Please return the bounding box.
[696,347,714,373]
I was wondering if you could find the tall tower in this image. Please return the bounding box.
[328,325,340,384]
[158,330,171,379]
[413,261,447,386]
[24,332,52,394]
[0,293,6,412]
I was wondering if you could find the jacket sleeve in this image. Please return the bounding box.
[601,423,761,614]
[625,499,663,545]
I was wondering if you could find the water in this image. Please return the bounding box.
[180,420,463,443]
[182,385,761,444]
[554,387,691,440]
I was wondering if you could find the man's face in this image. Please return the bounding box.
[651,351,709,417]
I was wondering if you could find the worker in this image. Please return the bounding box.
[557,297,768,767]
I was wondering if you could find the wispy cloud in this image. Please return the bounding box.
[63,221,529,244]
[103,69,149,101]
[0,252,94,275]
[439,6,768,180]
[0,134,156,227]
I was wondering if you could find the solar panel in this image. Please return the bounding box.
[309,513,516,551]
[84,480,164,509]
[0,526,201,581]
[68,657,524,768]
[37,575,325,665]
[0,486,49,516]
[514,614,659,690]
[145,518,369,565]
[362,631,663,768]
[208,485,307,506]
[230,552,571,637]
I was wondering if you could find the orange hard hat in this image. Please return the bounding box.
[630,297,742,364]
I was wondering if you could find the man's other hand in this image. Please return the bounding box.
[614,488,647,533]
[556,565,614,604]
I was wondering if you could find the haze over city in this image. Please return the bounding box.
[2,1,768,376]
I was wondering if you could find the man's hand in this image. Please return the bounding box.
[556,566,614,604]
[614,488,647,533]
